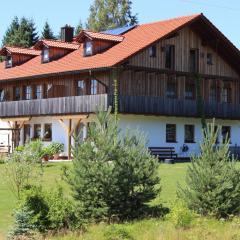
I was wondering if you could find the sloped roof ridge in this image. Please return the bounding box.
[139,13,202,27]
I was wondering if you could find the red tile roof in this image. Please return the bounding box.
[77,30,124,42]
[0,46,41,56]
[1,13,238,81]
[34,39,80,50]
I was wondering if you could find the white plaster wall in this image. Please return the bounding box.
[21,117,69,155]
[118,114,240,157]
[0,120,12,146]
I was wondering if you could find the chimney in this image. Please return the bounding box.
[61,25,74,42]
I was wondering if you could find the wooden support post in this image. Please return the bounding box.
[68,119,72,160]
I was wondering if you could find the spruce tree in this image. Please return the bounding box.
[179,122,240,218]
[2,16,19,46]
[86,0,138,32]
[75,20,84,35]
[41,21,55,39]
[67,108,160,221]
[2,17,38,48]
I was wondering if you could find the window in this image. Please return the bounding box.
[0,89,5,102]
[207,53,213,65]
[221,82,231,103]
[34,124,41,139]
[91,79,98,95]
[24,124,31,143]
[35,85,42,99]
[222,126,231,143]
[42,47,49,63]
[84,41,93,56]
[5,55,12,68]
[185,81,195,100]
[43,124,52,141]
[165,45,175,69]
[14,87,21,101]
[166,124,176,143]
[184,125,195,143]
[24,86,32,100]
[166,77,177,98]
[209,84,217,103]
[77,80,84,96]
[149,45,156,58]
[189,49,199,72]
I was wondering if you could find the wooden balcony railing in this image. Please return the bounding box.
[1,94,240,119]
[0,94,108,118]
[113,95,240,119]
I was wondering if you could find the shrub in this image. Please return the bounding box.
[48,142,64,155]
[67,108,161,222]
[46,187,77,230]
[167,201,196,228]
[4,141,44,199]
[8,206,35,239]
[16,186,78,233]
[179,121,240,218]
[104,225,134,240]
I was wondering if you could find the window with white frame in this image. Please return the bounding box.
[5,55,12,68]
[84,41,93,56]
[42,47,49,63]
[91,79,98,95]
[24,86,32,100]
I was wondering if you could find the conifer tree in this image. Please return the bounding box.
[41,21,55,39]
[86,0,138,32]
[75,20,84,35]
[67,108,160,221]
[2,17,39,48]
[2,16,20,47]
[179,122,240,218]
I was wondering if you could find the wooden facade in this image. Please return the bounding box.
[0,23,239,120]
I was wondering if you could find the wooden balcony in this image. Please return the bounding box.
[1,94,240,120]
[115,95,240,120]
[0,94,108,118]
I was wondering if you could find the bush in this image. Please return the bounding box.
[67,108,161,222]
[104,225,134,240]
[179,122,240,218]
[8,206,35,239]
[15,186,78,233]
[4,141,44,199]
[48,142,64,155]
[167,201,196,228]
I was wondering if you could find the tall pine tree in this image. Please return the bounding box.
[75,20,83,35]
[86,0,138,32]
[2,17,39,48]
[2,16,20,47]
[41,21,55,39]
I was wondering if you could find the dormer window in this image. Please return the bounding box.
[84,41,93,56]
[42,47,49,63]
[149,45,156,57]
[5,55,12,68]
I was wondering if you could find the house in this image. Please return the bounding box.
[0,13,239,158]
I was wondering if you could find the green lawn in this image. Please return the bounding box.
[2,162,240,240]
[0,162,187,238]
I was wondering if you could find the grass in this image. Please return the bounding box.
[1,162,240,240]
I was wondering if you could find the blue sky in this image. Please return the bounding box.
[0,0,239,48]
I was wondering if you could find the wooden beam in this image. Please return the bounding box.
[70,119,81,136]
[58,119,69,134]
[53,115,88,120]
[68,119,72,160]
[2,117,31,122]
